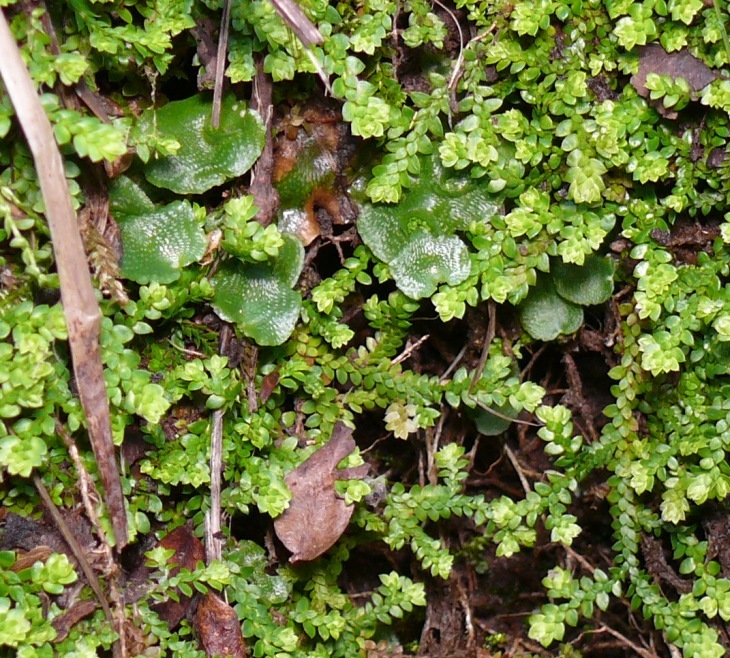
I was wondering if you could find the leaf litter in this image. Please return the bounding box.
[274,423,369,562]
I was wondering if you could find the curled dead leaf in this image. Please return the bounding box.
[195,591,247,658]
[52,599,99,642]
[274,423,369,562]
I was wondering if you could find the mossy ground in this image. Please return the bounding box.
[3,1,730,657]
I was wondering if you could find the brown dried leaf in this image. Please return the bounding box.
[153,525,206,627]
[160,525,206,571]
[630,45,718,119]
[52,599,99,642]
[259,370,280,404]
[9,545,53,572]
[195,591,247,658]
[274,423,369,562]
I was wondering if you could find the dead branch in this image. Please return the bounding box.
[0,9,128,548]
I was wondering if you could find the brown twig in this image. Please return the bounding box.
[267,0,331,92]
[33,476,116,641]
[212,0,232,128]
[55,419,127,656]
[447,22,497,96]
[55,420,111,557]
[587,624,659,658]
[425,411,446,486]
[439,343,468,384]
[0,9,128,548]
[391,334,430,366]
[205,325,231,564]
[504,444,531,496]
[470,300,496,394]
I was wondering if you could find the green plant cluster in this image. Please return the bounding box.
[3,0,730,656]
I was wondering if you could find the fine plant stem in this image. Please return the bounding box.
[392,334,430,365]
[212,0,232,129]
[470,300,496,394]
[33,475,119,653]
[205,324,231,564]
[503,444,530,496]
[430,0,464,91]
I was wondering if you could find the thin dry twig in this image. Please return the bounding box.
[0,9,127,548]
[455,574,475,648]
[212,0,232,128]
[504,444,531,496]
[205,325,232,564]
[470,300,496,394]
[268,0,331,92]
[425,411,446,486]
[249,64,279,226]
[55,419,127,657]
[588,624,659,658]
[439,343,468,384]
[392,334,430,366]
[33,476,117,644]
[475,399,541,427]
[56,420,106,537]
[430,0,465,91]
[447,22,497,95]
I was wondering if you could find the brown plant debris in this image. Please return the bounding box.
[630,44,718,119]
[154,525,206,628]
[274,422,369,562]
[195,591,247,658]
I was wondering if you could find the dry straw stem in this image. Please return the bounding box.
[0,9,128,548]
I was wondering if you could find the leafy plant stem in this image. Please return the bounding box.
[712,0,730,66]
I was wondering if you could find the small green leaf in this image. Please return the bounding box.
[116,200,206,284]
[109,176,156,217]
[211,234,304,346]
[519,277,584,341]
[553,254,615,306]
[0,435,46,477]
[138,94,265,194]
[0,551,15,569]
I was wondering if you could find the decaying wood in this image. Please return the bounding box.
[0,9,128,548]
